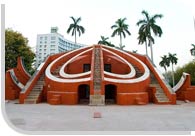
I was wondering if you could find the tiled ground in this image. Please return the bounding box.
[4,100,195,133]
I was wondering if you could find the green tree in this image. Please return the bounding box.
[168,53,178,86]
[137,10,163,63]
[98,36,115,47]
[5,28,35,74]
[168,61,195,86]
[159,55,170,81]
[111,18,131,49]
[67,16,85,44]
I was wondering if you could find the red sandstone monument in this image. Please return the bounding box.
[5,45,195,105]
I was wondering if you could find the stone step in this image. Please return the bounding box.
[156,95,167,99]
[31,89,42,92]
[155,93,166,95]
[157,99,169,102]
[29,91,40,94]
[27,95,39,98]
[24,99,36,104]
[28,92,40,95]
[33,85,43,88]
[28,94,39,98]
[38,80,44,83]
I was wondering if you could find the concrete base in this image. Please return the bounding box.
[89,95,105,106]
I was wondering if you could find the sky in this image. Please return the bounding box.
[3,0,195,72]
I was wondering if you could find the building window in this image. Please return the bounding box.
[104,64,111,72]
[51,36,56,40]
[40,45,42,48]
[45,37,47,40]
[40,41,42,44]
[83,64,91,72]
[51,41,55,43]
[39,49,42,51]
[51,45,55,48]
[40,37,43,40]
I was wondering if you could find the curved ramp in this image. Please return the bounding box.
[5,57,31,100]
[173,72,195,101]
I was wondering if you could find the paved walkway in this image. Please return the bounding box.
[4,100,195,132]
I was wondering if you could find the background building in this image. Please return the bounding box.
[35,27,85,68]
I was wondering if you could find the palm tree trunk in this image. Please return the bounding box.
[145,40,148,56]
[172,63,175,86]
[164,67,167,81]
[120,34,122,49]
[150,41,154,63]
[75,31,77,44]
[165,70,167,81]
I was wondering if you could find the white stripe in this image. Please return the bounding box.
[103,48,136,78]
[45,46,92,83]
[59,48,92,78]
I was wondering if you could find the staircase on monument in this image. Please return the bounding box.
[24,74,45,104]
[132,64,143,78]
[150,73,170,103]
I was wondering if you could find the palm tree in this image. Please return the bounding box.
[98,36,115,47]
[67,16,85,44]
[168,53,178,86]
[111,18,131,49]
[98,36,114,47]
[159,55,170,81]
[137,10,163,63]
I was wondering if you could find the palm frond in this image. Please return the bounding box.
[111,25,117,29]
[79,26,85,34]
[71,29,75,36]
[111,29,118,37]
[67,24,75,33]
[70,16,76,23]
[124,29,131,35]
[142,10,150,21]
[151,24,163,37]
[136,19,147,26]
[152,14,163,20]
[76,17,82,23]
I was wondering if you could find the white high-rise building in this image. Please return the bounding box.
[35,27,85,68]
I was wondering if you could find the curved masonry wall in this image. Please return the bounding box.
[5,44,177,105]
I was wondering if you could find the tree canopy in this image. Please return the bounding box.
[5,28,35,74]
[166,61,195,86]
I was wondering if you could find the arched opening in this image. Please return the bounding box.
[105,84,117,104]
[78,84,90,104]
